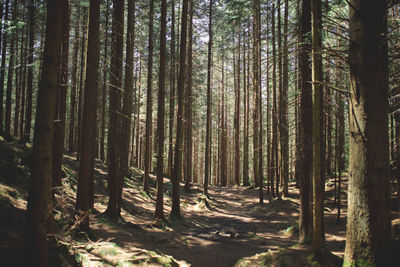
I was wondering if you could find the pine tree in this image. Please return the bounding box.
[24,1,65,265]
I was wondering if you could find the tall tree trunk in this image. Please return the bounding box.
[272,3,279,198]
[5,0,17,139]
[252,0,261,190]
[234,30,241,187]
[68,3,80,152]
[24,1,64,265]
[171,0,189,217]
[311,0,324,253]
[19,28,28,141]
[167,0,176,177]
[100,0,110,160]
[253,0,263,203]
[299,0,312,244]
[52,0,70,187]
[135,55,142,168]
[243,29,250,187]
[144,0,155,193]
[282,0,289,196]
[184,0,194,190]
[105,0,124,218]
[75,0,100,230]
[14,30,25,138]
[119,0,136,201]
[336,87,344,223]
[154,0,167,220]
[76,9,88,157]
[344,1,392,265]
[0,0,10,135]
[24,0,35,142]
[204,0,213,196]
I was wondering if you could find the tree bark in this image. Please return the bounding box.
[5,0,17,139]
[204,0,213,196]
[311,0,324,253]
[184,0,194,191]
[52,0,70,187]
[24,0,35,142]
[144,0,155,193]
[345,1,392,265]
[75,0,100,230]
[155,0,167,221]
[167,0,176,177]
[119,0,136,201]
[282,0,289,196]
[0,0,10,135]
[171,0,189,217]
[24,1,64,265]
[105,0,124,218]
[299,0,312,244]
[68,4,80,152]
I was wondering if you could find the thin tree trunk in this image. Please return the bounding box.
[234,30,241,187]
[282,0,289,196]
[155,0,167,220]
[204,0,213,196]
[184,0,194,191]
[5,0,17,139]
[144,0,155,193]
[135,55,142,168]
[100,0,109,160]
[167,0,176,177]
[68,4,80,152]
[243,28,249,187]
[0,0,10,134]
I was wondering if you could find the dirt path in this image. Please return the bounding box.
[76,158,347,267]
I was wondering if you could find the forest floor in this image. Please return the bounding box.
[0,139,398,267]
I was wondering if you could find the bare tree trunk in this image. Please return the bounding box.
[184,0,194,191]
[144,0,155,193]
[311,0,324,253]
[24,1,64,264]
[5,0,17,139]
[243,28,250,186]
[234,30,241,186]
[171,0,189,217]
[76,8,88,158]
[345,1,392,265]
[167,0,176,177]
[0,0,10,134]
[68,4,80,152]
[299,0,312,244]
[252,0,260,189]
[52,0,70,187]
[204,0,213,196]
[105,0,124,218]
[76,0,100,230]
[155,0,167,221]
[119,0,135,191]
[253,0,263,203]
[282,0,289,196]
[100,0,109,160]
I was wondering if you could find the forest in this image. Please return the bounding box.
[0,0,399,266]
